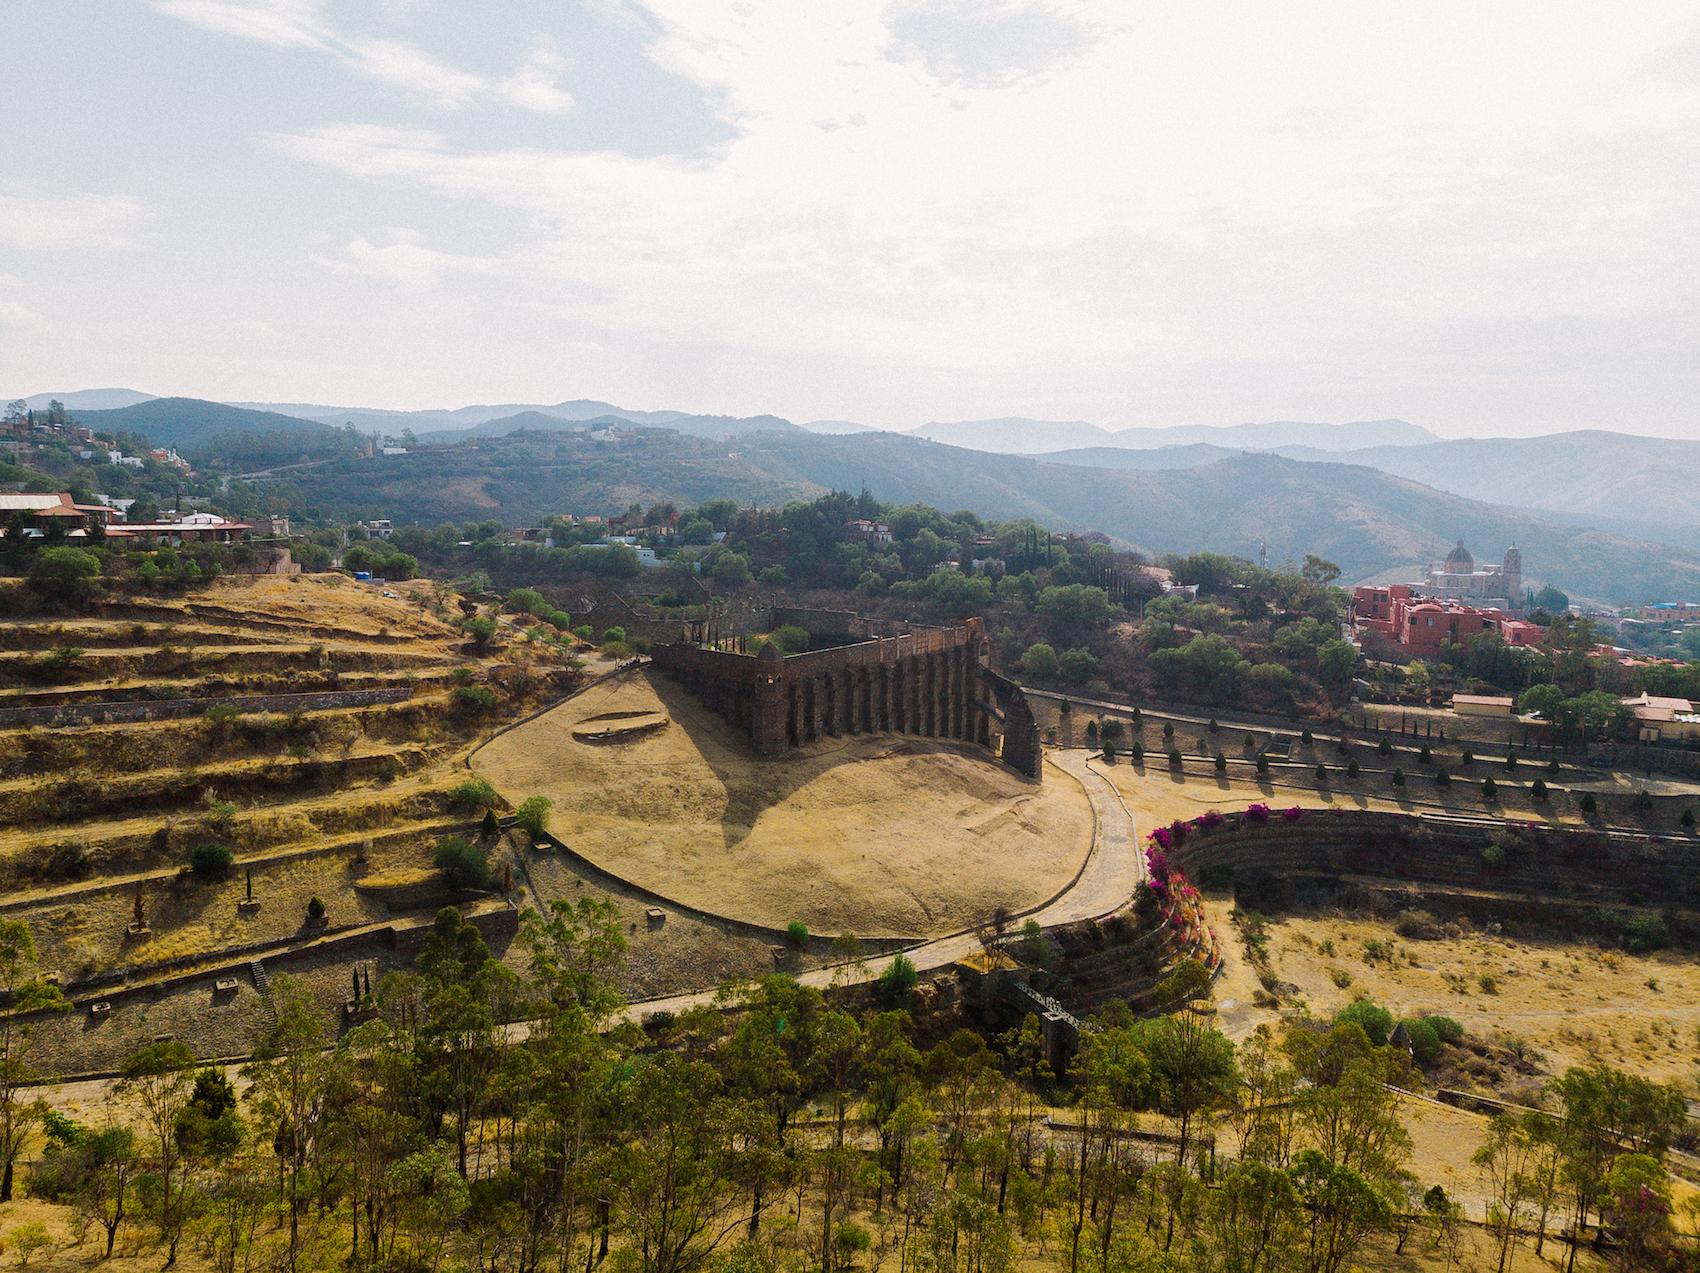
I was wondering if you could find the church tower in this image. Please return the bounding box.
[1502,545,1523,613]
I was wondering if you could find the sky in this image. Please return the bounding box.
[3,1,1698,437]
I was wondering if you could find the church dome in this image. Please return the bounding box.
[1444,540,1474,573]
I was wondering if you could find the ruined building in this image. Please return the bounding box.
[650,608,1042,779]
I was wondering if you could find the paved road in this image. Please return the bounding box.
[617,748,1142,1021]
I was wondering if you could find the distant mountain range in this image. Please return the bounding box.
[23,388,160,411]
[917,416,1443,453]
[23,388,1700,601]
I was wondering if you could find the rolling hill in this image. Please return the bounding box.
[75,397,353,449]
[916,416,1442,453]
[270,426,1700,606]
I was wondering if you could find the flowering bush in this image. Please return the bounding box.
[1148,825,1172,849]
[1169,819,1188,845]
[1282,806,1304,821]
[1199,810,1225,830]
[1246,803,1271,823]
[1145,847,1171,883]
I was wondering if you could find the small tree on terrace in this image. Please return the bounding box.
[0,920,68,1200]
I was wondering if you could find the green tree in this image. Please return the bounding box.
[0,920,67,1200]
[119,1040,198,1265]
[1020,643,1058,680]
[29,547,100,601]
[241,975,328,1271]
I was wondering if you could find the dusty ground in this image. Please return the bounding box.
[473,669,1095,938]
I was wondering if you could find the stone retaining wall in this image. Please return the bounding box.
[0,685,413,729]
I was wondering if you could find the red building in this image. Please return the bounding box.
[1352,584,1544,658]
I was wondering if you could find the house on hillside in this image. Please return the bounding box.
[0,492,116,537]
[1623,691,1700,745]
[106,512,248,546]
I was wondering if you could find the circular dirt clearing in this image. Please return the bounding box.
[473,669,1093,937]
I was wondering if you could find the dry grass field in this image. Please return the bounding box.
[473,668,1095,938]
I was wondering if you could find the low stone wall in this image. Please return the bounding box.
[1164,808,1700,932]
[0,685,412,729]
[1589,741,1700,781]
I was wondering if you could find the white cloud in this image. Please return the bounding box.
[259,0,1699,391]
[0,191,149,250]
[152,0,574,113]
[316,229,512,290]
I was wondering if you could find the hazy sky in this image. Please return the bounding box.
[4,1,1698,436]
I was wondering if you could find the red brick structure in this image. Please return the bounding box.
[651,609,1042,778]
[1352,584,1543,658]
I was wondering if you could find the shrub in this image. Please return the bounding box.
[1131,741,1144,761]
[1085,720,1098,741]
[1391,767,1405,787]
[1378,738,1393,757]
[1336,738,1349,755]
[1256,753,1269,775]
[1478,973,1497,993]
[1548,757,1561,774]
[1580,793,1597,814]
[1683,809,1695,830]
[1633,788,1653,813]
[448,778,498,812]
[786,920,809,948]
[877,953,919,1007]
[435,836,491,889]
[455,685,498,713]
[1208,718,1219,733]
[1622,912,1669,953]
[770,624,811,654]
[1426,1014,1465,1044]
[1336,1000,1393,1047]
[1347,757,1360,778]
[190,843,233,879]
[466,616,498,649]
[515,796,553,838]
[1418,743,1431,764]
[481,808,500,836]
[1531,778,1547,801]
[307,895,325,918]
[1461,749,1474,765]
[205,703,240,726]
[1395,909,1441,939]
[1102,742,1116,762]
[1169,747,1183,768]
[1100,719,1125,743]
[1435,767,1450,788]
[1401,1016,1442,1063]
[1245,732,1256,747]
[1301,728,1313,744]
[1215,752,1227,773]
[1017,918,1050,968]
[1162,721,1174,738]
[1482,776,1497,800]
[574,624,593,640]
[1482,844,1506,868]
[1505,751,1518,772]
[602,626,627,644]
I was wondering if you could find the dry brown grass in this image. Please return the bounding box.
[474,668,1094,938]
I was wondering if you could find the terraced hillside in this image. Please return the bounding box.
[0,573,589,1073]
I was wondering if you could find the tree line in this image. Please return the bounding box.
[4,898,1691,1272]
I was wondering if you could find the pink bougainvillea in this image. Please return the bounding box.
[1282,806,1303,821]
[1245,803,1271,823]
[1199,810,1225,830]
